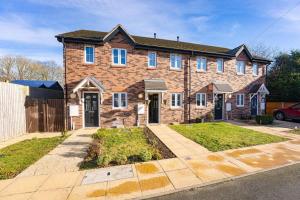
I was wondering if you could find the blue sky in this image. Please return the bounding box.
[0,0,300,65]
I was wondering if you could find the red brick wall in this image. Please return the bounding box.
[65,33,266,128]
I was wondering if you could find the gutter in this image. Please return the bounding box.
[62,37,68,131]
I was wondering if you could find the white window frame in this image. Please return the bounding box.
[216,58,224,73]
[171,93,182,108]
[170,53,182,70]
[236,93,245,107]
[112,48,127,66]
[148,52,157,68]
[196,57,207,72]
[112,92,128,109]
[84,45,95,64]
[236,60,246,75]
[196,93,207,107]
[252,63,258,76]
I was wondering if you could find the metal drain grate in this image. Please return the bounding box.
[81,165,134,185]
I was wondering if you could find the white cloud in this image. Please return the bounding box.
[0,14,60,47]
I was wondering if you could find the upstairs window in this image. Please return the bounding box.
[196,93,206,107]
[236,61,246,75]
[148,52,157,68]
[253,63,258,76]
[170,54,182,70]
[112,93,127,109]
[85,46,94,63]
[197,57,207,71]
[216,58,224,73]
[112,48,127,65]
[236,94,245,107]
[171,93,182,108]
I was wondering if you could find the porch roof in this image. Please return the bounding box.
[249,83,269,95]
[144,79,167,92]
[213,83,233,93]
[73,76,105,93]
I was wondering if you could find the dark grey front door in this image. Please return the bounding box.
[148,94,159,123]
[251,94,258,116]
[214,94,223,120]
[84,93,99,127]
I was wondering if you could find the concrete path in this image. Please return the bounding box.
[17,129,96,177]
[0,132,62,150]
[0,125,300,200]
[228,120,300,140]
[148,125,210,157]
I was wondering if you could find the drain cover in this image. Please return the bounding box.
[82,165,134,185]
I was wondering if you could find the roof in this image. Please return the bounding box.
[11,80,63,90]
[56,25,271,63]
[73,76,105,93]
[213,83,234,93]
[144,79,168,91]
[249,83,269,94]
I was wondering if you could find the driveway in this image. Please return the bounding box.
[147,163,300,200]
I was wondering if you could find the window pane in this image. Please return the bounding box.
[85,47,94,63]
[217,59,223,72]
[253,63,258,75]
[202,58,207,71]
[121,50,126,64]
[149,52,156,67]
[171,54,175,68]
[201,94,205,106]
[121,93,126,107]
[113,93,119,107]
[241,95,244,105]
[171,94,176,106]
[113,49,118,64]
[177,94,181,106]
[196,94,200,106]
[176,56,181,69]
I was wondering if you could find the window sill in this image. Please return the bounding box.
[216,72,224,74]
[111,64,127,68]
[196,70,207,73]
[112,107,128,111]
[170,68,182,72]
[252,74,258,77]
[147,67,157,70]
[236,105,244,108]
[84,62,95,65]
[170,107,183,110]
[195,106,207,110]
[236,73,245,76]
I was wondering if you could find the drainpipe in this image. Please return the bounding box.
[62,37,68,131]
[188,51,193,123]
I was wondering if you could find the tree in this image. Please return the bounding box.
[249,43,279,60]
[267,50,300,102]
[0,55,64,84]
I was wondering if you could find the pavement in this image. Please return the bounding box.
[0,123,299,200]
[146,163,300,200]
[17,128,95,177]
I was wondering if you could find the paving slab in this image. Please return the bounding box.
[139,173,174,196]
[39,172,81,191]
[0,179,13,192]
[0,175,48,196]
[158,158,187,172]
[67,181,107,200]
[31,188,72,200]
[135,161,164,178]
[166,168,202,189]
[0,192,33,200]
[107,177,141,200]
[82,165,134,185]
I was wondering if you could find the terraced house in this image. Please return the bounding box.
[56,24,271,129]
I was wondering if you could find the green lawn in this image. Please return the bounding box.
[0,136,66,179]
[170,122,287,152]
[81,127,162,169]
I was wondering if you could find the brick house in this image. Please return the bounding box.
[56,24,270,129]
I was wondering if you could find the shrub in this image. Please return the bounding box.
[97,154,111,166]
[114,154,128,165]
[152,149,162,160]
[138,148,152,162]
[255,115,274,125]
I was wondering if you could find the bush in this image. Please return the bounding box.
[114,154,128,165]
[255,115,274,125]
[138,148,152,162]
[152,149,162,160]
[97,154,111,166]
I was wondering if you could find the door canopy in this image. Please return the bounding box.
[73,76,105,93]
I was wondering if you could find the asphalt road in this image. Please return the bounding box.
[147,163,300,200]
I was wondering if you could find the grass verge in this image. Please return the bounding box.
[170,122,287,152]
[0,136,66,179]
[80,127,173,169]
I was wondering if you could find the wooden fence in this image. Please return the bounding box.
[266,102,299,115]
[0,82,28,142]
[25,98,64,133]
